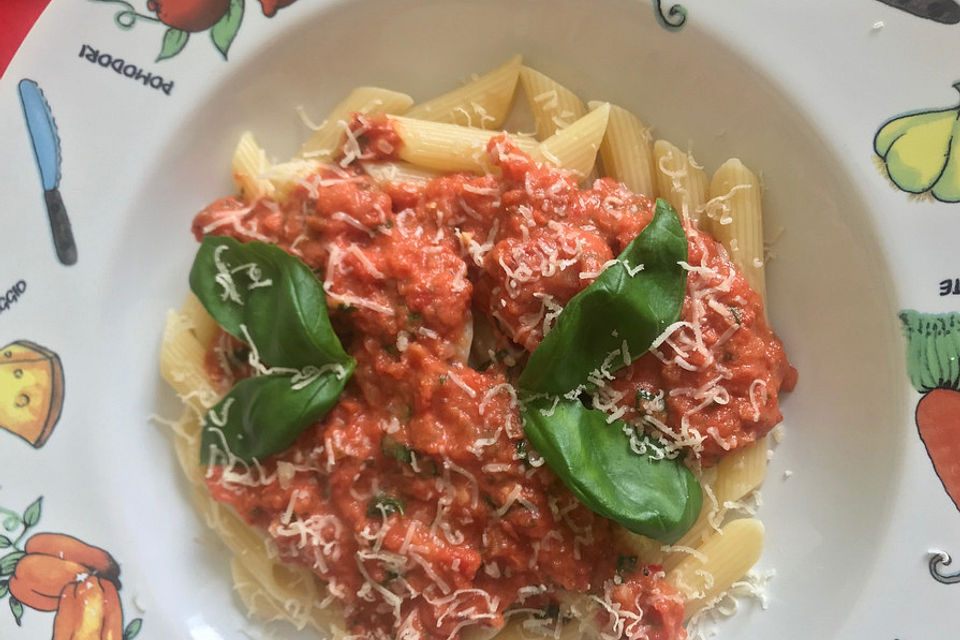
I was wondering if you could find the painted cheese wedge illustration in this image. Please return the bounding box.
[0,341,64,447]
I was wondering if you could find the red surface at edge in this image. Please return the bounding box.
[1,0,55,78]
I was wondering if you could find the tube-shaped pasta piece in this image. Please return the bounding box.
[470,618,581,640]
[160,310,220,413]
[299,87,414,159]
[538,103,610,178]
[405,55,522,129]
[654,139,708,224]
[231,132,276,201]
[666,518,765,618]
[591,101,657,198]
[614,527,667,565]
[519,66,587,140]
[657,441,769,573]
[231,554,339,633]
[231,558,294,626]
[707,158,767,302]
[360,160,441,187]
[712,436,768,506]
[392,116,538,173]
[620,483,718,573]
[172,411,203,484]
[180,292,219,349]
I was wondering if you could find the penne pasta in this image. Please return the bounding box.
[392,115,538,173]
[712,436,769,506]
[654,139,709,224]
[231,132,276,201]
[666,518,765,619]
[169,407,203,484]
[656,440,768,573]
[467,618,581,640]
[519,65,587,140]
[538,102,610,178]
[619,480,720,574]
[180,292,218,349]
[593,101,657,198]
[299,87,414,159]
[406,55,522,129]
[360,160,441,186]
[706,158,767,303]
[231,557,294,625]
[160,310,219,414]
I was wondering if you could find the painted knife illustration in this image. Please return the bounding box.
[876,0,960,24]
[18,79,77,266]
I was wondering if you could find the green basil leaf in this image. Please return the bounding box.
[21,497,41,527]
[518,198,687,395]
[200,361,354,463]
[521,396,701,543]
[0,580,8,599]
[190,236,351,370]
[0,552,25,576]
[124,618,144,640]
[0,536,11,549]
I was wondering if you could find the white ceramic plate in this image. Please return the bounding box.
[2,1,960,638]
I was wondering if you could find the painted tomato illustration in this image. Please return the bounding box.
[147,0,231,32]
[258,0,299,17]
[93,0,300,61]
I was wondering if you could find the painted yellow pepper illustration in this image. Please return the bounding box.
[874,83,960,203]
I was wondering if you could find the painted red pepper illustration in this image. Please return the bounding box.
[8,555,89,612]
[0,497,142,637]
[52,576,123,640]
[24,533,120,585]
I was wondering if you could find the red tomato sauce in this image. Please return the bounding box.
[191,122,795,640]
